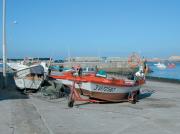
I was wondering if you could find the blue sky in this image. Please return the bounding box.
[0,0,180,59]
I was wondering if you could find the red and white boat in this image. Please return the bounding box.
[167,63,176,69]
[50,70,145,103]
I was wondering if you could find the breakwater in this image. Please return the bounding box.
[53,61,133,73]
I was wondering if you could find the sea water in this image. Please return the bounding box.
[147,62,180,80]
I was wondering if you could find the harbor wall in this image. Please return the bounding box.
[53,61,133,73]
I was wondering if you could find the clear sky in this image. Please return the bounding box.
[0,0,180,59]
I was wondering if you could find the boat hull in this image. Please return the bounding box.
[77,89,128,102]
[14,76,43,90]
[13,64,44,90]
[57,79,141,101]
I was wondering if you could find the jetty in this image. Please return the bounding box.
[1,73,180,134]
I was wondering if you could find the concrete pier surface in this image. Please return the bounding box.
[0,80,180,134]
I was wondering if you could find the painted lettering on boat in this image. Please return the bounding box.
[94,85,116,92]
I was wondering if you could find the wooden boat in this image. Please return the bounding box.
[14,64,44,90]
[50,70,145,102]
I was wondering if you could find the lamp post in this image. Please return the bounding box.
[2,0,7,88]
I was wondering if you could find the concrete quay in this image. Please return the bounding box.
[0,80,180,134]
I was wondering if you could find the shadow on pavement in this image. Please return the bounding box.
[0,73,29,101]
[138,89,155,100]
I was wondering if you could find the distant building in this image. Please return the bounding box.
[64,57,128,63]
[169,56,180,61]
[147,58,161,62]
[106,57,128,62]
[65,57,101,62]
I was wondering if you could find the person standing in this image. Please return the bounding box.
[78,67,83,76]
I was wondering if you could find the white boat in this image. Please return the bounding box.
[40,62,49,74]
[154,62,166,69]
[7,62,28,71]
[14,64,44,90]
[7,61,49,72]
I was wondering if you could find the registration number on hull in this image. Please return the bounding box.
[93,84,116,93]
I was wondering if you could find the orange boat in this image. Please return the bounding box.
[50,69,145,104]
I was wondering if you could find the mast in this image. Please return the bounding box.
[68,45,70,63]
[68,45,72,67]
